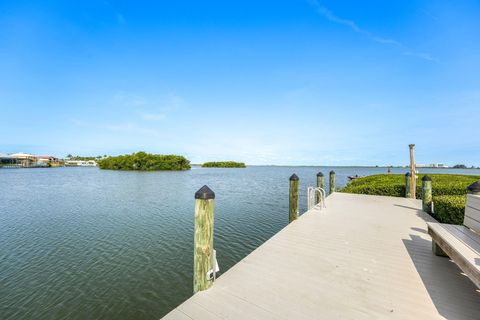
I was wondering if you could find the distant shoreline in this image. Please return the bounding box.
[190,164,479,169]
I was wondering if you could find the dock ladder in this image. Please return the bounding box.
[307,187,326,210]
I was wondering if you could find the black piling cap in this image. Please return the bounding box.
[316,172,324,177]
[289,174,299,181]
[467,181,480,193]
[422,175,432,182]
[195,185,215,200]
[330,170,335,175]
[405,172,412,176]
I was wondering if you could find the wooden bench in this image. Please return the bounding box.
[427,193,480,288]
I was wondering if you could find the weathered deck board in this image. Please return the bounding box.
[162,193,480,319]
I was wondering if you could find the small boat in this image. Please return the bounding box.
[348,175,363,181]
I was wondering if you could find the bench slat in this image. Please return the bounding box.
[464,194,480,233]
[441,224,480,253]
[467,194,480,210]
[428,222,480,288]
[464,214,480,234]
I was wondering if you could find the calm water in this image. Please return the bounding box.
[1,166,479,319]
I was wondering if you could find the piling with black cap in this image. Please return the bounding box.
[316,172,324,204]
[467,181,480,195]
[193,185,215,293]
[289,174,299,223]
[422,175,432,213]
[329,170,336,195]
[405,172,412,198]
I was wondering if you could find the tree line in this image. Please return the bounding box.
[201,161,246,168]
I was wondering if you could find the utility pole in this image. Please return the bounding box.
[409,144,416,199]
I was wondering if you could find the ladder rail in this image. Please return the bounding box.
[307,187,327,211]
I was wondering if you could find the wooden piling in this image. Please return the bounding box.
[467,181,480,195]
[289,174,299,223]
[193,185,215,293]
[405,172,412,198]
[329,170,336,195]
[316,172,324,204]
[421,175,432,213]
[409,144,416,199]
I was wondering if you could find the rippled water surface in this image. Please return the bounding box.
[1,166,479,319]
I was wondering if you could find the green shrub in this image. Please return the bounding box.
[342,183,405,197]
[432,195,466,225]
[341,174,480,225]
[341,174,480,198]
[98,152,191,171]
[419,174,480,196]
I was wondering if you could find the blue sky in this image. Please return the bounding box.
[1,0,479,166]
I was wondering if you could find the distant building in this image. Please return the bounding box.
[0,153,18,166]
[408,163,449,168]
[35,156,61,166]
[9,153,37,167]
[1,153,62,167]
[429,163,449,168]
[65,160,97,167]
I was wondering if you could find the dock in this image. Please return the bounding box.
[163,192,480,319]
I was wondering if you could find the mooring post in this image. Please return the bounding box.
[193,185,215,293]
[422,175,432,213]
[329,170,336,195]
[289,174,299,223]
[405,172,412,198]
[467,181,480,195]
[409,144,416,198]
[316,172,324,204]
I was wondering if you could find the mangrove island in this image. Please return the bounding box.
[98,152,191,171]
[201,161,246,168]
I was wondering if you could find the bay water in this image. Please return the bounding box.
[1,166,479,319]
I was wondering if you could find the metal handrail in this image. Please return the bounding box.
[307,187,326,210]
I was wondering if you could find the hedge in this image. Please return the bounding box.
[340,174,480,224]
[432,195,466,225]
[342,174,480,198]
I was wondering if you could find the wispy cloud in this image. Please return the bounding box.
[111,92,185,121]
[137,94,184,121]
[140,112,166,121]
[71,119,161,137]
[113,92,147,107]
[106,123,161,136]
[159,94,184,112]
[308,0,438,62]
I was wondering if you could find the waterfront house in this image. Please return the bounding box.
[0,153,18,167]
[35,155,61,167]
[9,153,37,167]
[64,160,97,167]
[1,153,62,167]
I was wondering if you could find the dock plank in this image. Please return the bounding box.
[163,193,480,319]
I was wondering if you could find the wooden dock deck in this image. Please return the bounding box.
[163,193,480,319]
